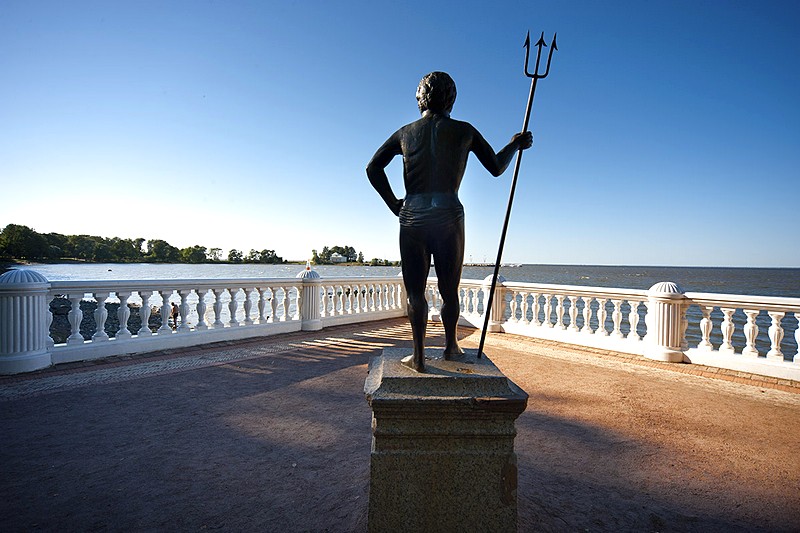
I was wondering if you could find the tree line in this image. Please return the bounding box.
[0,224,285,264]
[310,245,399,267]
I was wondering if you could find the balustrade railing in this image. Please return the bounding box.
[0,270,405,372]
[425,277,800,381]
[1,268,797,382]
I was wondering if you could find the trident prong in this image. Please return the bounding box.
[524,31,557,79]
[477,30,557,359]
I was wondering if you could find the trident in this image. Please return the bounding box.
[477,31,557,358]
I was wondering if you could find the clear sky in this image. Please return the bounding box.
[2,1,798,267]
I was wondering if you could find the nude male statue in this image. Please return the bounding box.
[367,71,532,372]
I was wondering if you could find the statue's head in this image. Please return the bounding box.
[416,71,457,115]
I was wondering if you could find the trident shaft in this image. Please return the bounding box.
[477,31,557,358]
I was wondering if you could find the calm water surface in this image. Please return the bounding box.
[12,263,800,298]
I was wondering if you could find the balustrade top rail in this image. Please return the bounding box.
[685,291,800,312]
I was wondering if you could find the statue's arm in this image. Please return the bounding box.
[470,127,533,177]
[366,133,404,216]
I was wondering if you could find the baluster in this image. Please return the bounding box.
[612,299,624,338]
[368,284,376,312]
[227,287,240,326]
[719,308,736,353]
[275,287,284,321]
[568,295,580,332]
[469,288,478,316]
[767,311,785,361]
[596,298,609,336]
[555,295,566,329]
[116,291,133,339]
[362,285,369,313]
[509,292,520,323]
[628,300,642,341]
[742,309,760,356]
[521,292,531,325]
[242,288,254,325]
[177,289,192,332]
[92,293,110,341]
[352,285,361,314]
[336,285,344,315]
[696,305,713,349]
[541,294,553,327]
[428,286,437,316]
[196,289,209,330]
[253,287,266,323]
[319,286,328,317]
[530,293,540,326]
[582,297,593,334]
[211,288,225,328]
[158,289,173,334]
[282,286,291,321]
[137,291,153,337]
[67,294,84,344]
[270,287,279,322]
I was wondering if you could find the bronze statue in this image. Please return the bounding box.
[367,71,532,372]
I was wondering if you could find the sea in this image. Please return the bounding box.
[9,263,800,298]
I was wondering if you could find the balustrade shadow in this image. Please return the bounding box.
[0,319,427,532]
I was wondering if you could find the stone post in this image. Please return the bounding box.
[644,281,687,363]
[0,269,52,374]
[482,274,507,333]
[297,263,322,331]
[365,348,528,532]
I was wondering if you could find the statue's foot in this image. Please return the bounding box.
[401,354,425,373]
[443,343,465,360]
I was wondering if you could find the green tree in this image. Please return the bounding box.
[228,249,243,263]
[208,248,222,262]
[357,251,364,263]
[109,238,143,262]
[180,245,207,264]
[245,249,260,263]
[146,239,180,262]
[67,235,97,260]
[258,249,282,264]
[0,224,49,259]
[93,243,113,261]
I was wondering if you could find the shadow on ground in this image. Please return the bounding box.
[2,319,798,532]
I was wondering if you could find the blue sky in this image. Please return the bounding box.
[1,1,798,266]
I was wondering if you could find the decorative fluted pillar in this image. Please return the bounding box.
[297,263,322,331]
[644,282,687,363]
[0,269,52,374]
[482,274,506,333]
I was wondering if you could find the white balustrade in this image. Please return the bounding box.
[1,268,797,382]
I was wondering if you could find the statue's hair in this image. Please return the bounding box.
[416,71,457,114]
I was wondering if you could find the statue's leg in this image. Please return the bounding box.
[432,219,465,359]
[400,226,430,372]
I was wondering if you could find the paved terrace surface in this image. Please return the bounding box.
[1,318,799,532]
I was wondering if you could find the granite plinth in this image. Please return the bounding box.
[364,348,528,533]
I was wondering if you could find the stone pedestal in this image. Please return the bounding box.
[364,347,528,533]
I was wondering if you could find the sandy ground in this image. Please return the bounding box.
[1,318,798,532]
